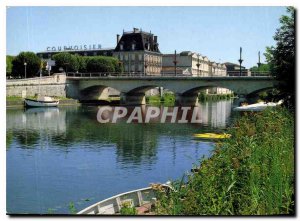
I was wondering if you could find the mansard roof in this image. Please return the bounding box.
[114,29,161,53]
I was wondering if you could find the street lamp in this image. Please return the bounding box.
[144,62,148,76]
[24,62,27,79]
[257,51,262,68]
[173,50,178,76]
[238,47,243,76]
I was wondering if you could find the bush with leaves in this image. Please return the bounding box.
[52,52,79,73]
[11,52,41,78]
[86,56,115,73]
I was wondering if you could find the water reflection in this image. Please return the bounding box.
[6,100,235,214]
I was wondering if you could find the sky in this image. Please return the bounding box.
[6,6,286,68]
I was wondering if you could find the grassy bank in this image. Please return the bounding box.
[146,93,175,106]
[6,96,78,107]
[146,92,233,106]
[155,107,294,215]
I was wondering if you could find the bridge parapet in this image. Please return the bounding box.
[66,72,273,79]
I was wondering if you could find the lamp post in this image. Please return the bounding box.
[173,50,178,76]
[144,62,148,76]
[196,54,200,77]
[238,47,243,76]
[257,51,262,68]
[24,62,27,79]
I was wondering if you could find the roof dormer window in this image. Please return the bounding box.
[132,41,136,50]
[120,41,124,51]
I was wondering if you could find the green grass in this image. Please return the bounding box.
[155,107,294,215]
[6,96,24,101]
[146,93,175,106]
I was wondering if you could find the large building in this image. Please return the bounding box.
[162,51,210,76]
[162,51,226,77]
[224,62,250,76]
[113,28,162,75]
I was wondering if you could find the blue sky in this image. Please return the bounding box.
[6,6,286,68]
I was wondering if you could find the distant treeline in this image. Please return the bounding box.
[6,52,123,78]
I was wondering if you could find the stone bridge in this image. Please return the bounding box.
[66,75,278,106]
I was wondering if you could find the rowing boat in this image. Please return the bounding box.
[77,183,171,215]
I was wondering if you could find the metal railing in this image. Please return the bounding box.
[66,71,272,78]
[226,71,271,77]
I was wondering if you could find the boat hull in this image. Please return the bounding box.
[24,98,59,107]
[193,133,231,139]
[233,102,278,112]
[77,184,171,215]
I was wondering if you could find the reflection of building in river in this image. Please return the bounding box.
[199,100,233,128]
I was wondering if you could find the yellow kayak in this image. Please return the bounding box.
[193,133,231,139]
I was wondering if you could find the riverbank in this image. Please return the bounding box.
[6,96,79,108]
[198,92,233,102]
[146,93,175,105]
[146,92,233,106]
[155,107,294,215]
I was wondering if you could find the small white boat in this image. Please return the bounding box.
[77,183,171,215]
[24,96,59,107]
[233,100,282,112]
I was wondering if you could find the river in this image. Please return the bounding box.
[6,100,238,214]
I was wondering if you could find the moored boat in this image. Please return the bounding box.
[24,96,59,107]
[77,183,171,215]
[193,133,231,139]
[233,100,282,112]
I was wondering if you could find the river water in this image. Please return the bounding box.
[6,100,238,214]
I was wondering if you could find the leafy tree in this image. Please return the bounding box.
[6,55,14,77]
[86,56,115,72]
[265,7,295,109]
[105,56,124,73]
[52,52,79,73]
[11,52,41,78]
[250,63,270,73]
[74,54,87,72]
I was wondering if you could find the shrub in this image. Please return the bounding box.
[86,56,115,73]
[11,52,41,78]
[52,52,79,72]
[156,107,294,215]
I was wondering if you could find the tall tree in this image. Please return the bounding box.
[52,52,79,73]
[6,55,14,77]
[265,7,295,109]
[11,52,41,78]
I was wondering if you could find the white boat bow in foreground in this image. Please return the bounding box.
[77,183,172,215]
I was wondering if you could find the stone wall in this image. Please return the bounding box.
[6,73,67,97]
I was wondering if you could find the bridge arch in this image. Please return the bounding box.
[246,86,276,97]
[79,85,121,101]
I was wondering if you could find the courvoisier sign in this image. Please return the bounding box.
[46,44,102,52]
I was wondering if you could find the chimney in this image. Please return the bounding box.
[133,28,139,33]
[117,34,120,44]
[154,36,157,43]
